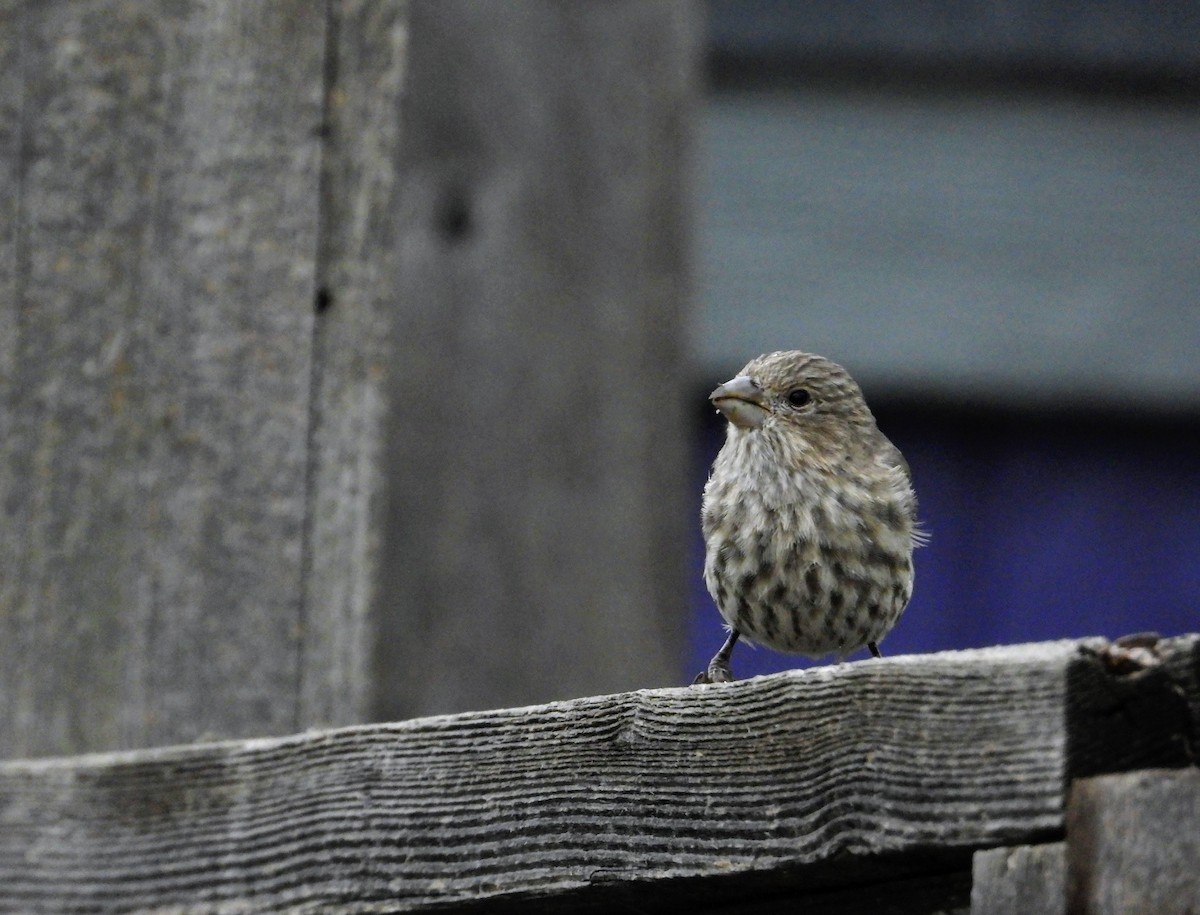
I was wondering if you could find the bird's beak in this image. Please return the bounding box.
[710,375,769,430]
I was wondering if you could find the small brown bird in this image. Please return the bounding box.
[695,351,923,683]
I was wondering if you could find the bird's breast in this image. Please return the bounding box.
[701,434,915,657]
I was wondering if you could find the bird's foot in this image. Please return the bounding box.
[692,629,741,684]
[692,660,735,685]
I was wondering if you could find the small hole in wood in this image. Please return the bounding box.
[437,188,473,243]
[315,287,334,314]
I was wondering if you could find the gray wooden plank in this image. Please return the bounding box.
[0,1,22,610]
[370,0,699,721]
[1,0,698,758]
[0,0,326,758]
[971,843,1066,915]
[0,637,1194,913]
[296,0,410,730]
[1066,768,1200,915]
[0,0,18,384]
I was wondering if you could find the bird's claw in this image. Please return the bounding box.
[693,629,741,685]
[692,662,735,685]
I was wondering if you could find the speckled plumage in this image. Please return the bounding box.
[697,351,922,682]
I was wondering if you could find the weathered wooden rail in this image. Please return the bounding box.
[1,635,1195,913]
[3,4,1197,912]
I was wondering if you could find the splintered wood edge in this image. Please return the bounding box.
[0,636,1195,913]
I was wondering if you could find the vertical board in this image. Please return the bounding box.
[0,0,326,757]
[0,1,20,552]
[298,0,410,728]
[1066,769,1200,915]
[971,844,1066,915]
[374,0,699,718]
[0,0,697,753]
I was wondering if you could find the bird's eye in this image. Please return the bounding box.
[786,388,811,408]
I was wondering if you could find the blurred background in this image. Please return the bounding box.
[687,0,1200,678]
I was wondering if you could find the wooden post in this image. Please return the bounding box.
[1066,768,1200,915]
[366,0,697,723]
[972,844,1067,915]
[969,634,1200,915]
[0,0,330,757]
[0,0,698,758]
[971,771,1200,915]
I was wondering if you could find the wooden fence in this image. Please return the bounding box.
[0,0,696,759]
[3,3,1197,912]
[0,635,1196,912]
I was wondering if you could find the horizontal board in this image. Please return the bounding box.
[0,636,1194,913]
[698,90,1200,411]
[707,0,1200,74]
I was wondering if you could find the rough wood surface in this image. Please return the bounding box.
[0,0,696,754]
[0,0,327,758]
[297,0,408,731]
[0,637,1195,914]
[971,843,1065,915]
[1066,768,1200,915]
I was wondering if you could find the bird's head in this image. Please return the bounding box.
[710,351,875,442]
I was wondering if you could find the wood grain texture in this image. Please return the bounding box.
[0,0,696,753]
[1066,768,1200,915]
[0,1,21,573]
[0,638,1194,913]
[296,0,698,726]
[297,0,409,730]
[0,1,327,758]
[971,843,1065,915]
[373,0,699,721]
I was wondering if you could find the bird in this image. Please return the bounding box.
[694,350,923,684]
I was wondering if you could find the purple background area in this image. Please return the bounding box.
[687,401,1200,680]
